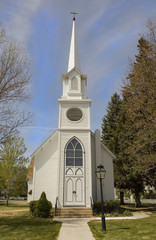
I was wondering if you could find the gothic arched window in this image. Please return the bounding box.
[71,77,78,90]
[66,138,83,166]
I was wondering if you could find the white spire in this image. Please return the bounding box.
[68,17,81,73]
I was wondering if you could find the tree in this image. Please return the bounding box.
[101,93,122,152]
[0,24,31,144]
[11,165,28,197]
[101,93,127,204]
[115,104,144,207]
[102,20,156,207]
[120,20,156,206]
[0,135,28,206]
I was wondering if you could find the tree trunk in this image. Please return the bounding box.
[134,186,141,208]
[6,193,9,206]
[120,191,125,205]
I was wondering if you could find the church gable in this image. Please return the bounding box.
[91,131,115,160]
[31,130,58,157]
[29,130,59,203]
[101,142,116,159]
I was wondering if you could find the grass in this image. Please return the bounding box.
[0,201,62,240]
[88,214,156,240]
[0,201,29,210]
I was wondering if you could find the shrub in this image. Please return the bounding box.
[34,192,51,218]
[143,191,156,199]
[29,194,52,218]
[28,190,32,195]
[105,200,120,213]
[48,201,52,210]
[122,210,133,216]
[93,200,120,214]
[29,200,38,215]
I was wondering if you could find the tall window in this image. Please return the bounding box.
[71,77,78,90]
[66,138,83,166]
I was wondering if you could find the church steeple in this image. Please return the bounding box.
[68,13,81,73]
[61,14,87,100]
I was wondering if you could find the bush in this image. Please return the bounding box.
[28,190,32,195]
[48,201,52,211]
[34,192,51,218]
[93,200,120,214]
[105,200,120,213]
[143,192,156,199]
[122,210,133,216]
[29,192,52,218]
[30,200,38,216]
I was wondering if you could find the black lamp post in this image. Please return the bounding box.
[95,164,106,230]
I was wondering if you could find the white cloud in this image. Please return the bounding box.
[6,0,43,45]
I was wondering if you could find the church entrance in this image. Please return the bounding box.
[64,138,85,206]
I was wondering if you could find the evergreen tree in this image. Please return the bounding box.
[120,20,156,206]
[101,93,128,204]
[101,92,122,155]
[102,20,156,207]
[115,104,144,207]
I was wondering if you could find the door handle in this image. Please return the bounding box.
[73,191,76,194]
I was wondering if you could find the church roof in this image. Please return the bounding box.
[27,130,58,179]
[68,16,81,73]
[31,130,58,157]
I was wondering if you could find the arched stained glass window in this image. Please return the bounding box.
[66,138,83,166]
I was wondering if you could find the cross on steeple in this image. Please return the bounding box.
[70,11,78,21]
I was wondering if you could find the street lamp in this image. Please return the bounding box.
[95,164,106,230]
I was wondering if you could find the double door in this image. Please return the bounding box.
[64,167,84,206]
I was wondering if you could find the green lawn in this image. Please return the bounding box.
[0,201,61,240]
[0,201,29,211]
[88,214,156,240]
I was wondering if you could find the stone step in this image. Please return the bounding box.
[56,207,93,218]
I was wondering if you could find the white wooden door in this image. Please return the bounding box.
[64,138,85,206]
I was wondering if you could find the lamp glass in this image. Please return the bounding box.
[95,165,106,179]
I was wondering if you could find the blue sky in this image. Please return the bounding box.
[0,0,156,158]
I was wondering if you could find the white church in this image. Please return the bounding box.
[27,15,115,211]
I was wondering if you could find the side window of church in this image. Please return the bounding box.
[66,138,83,166]
[71,77,78,90]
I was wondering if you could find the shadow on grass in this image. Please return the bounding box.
[120,203,156,212]
[119,227,131,230]
[105,226,131,231]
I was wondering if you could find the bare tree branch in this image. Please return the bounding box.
[0,24,31,143]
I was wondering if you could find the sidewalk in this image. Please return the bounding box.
[57,218,95,240]
[56,212,149,240]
